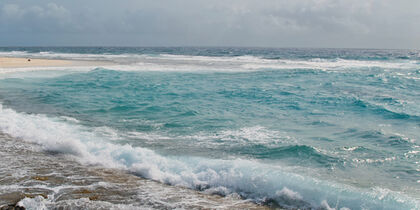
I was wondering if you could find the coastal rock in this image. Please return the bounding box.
[0,192,25,210]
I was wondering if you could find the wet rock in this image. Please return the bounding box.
[31,176,49,181]
[0,204,25,210]
[88,195,99,201]
[0,192,25,209]
[73,189,93,194]
[23,194,47,199]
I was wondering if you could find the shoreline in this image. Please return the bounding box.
[0,57,113,69]
[0,48,418,209]
[0,132,268,209]
[0,57,271,209]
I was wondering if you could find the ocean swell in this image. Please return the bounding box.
[0,104,418,209]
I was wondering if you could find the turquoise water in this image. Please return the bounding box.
[0,47,419,209]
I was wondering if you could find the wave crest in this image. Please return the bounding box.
[0,104,418,209]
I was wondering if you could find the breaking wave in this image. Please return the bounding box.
[0,104,418,209]
[0,50,419,73]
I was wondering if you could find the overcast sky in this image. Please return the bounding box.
[1,0,419,49]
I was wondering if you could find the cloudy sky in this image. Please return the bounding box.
[1,0,419,49]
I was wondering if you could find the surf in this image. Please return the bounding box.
[0,47,419,209]
[0,104,418,209]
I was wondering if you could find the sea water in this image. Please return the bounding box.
[0,47,419,209]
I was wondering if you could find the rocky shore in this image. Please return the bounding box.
[0,132,268,209]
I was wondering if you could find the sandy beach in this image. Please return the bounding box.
[0,57,111,69]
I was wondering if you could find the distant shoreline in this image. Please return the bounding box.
[0,57,112,69]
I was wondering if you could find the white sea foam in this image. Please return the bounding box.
[1,51,419,74]
[17,196,141,210]
[18,196,47,210]
[0,50,128,61]
[342,146,359,151]
[59,116,80,123]
[183,126,297,147]
[0,66,97,79]
[276,187,303,200]
[0,104,418,209]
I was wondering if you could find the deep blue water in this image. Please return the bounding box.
[0,47,419,209]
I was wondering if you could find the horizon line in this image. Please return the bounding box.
[0,45,418,51]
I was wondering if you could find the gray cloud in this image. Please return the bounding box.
[0,0,419,48]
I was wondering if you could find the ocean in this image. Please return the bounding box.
[0,47,419,209]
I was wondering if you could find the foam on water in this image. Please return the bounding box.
[0,104,418,209]
[1,47,419,209]
[1,50,419,73]
[0,66,98,80]
[0,133,263,209]
[181,126,295,147]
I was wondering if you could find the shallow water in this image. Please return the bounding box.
[0,47,419,209]
[0,132,265,209]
